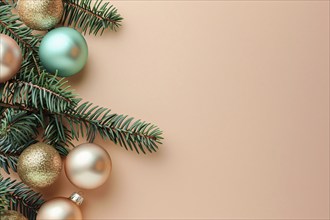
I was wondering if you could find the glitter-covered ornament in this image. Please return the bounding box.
[17,0,64,30]
[0,210,27,220]
[65,143,112,189]
[17,142,62,189]
[39,27,88,77]
[0,34,22,83]
[37,192,84,220]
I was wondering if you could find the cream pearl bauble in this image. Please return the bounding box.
[65,143,112,189]
[37,192,84,220]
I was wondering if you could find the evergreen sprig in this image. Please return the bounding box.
[0,109,39,147]
[0,99,163,155]
[0,176,44,220]
[0,69,80,113]
[64,102,163,154]
[0,152,18,175]
[62,0,123,35]
[43,115,72,156]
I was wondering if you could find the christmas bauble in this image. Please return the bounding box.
[17,0,63,30]
[0,210,27,220]
[0,34,22,83]
[39,27,88,77]
[17,142,62,189]
[65,143,112,189]
[37,192,83,220]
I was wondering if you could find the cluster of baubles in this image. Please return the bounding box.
[17,142,112,191]
[1,0,88,84]
[16,142,112,220]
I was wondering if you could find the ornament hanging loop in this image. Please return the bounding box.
[69,192,84,206]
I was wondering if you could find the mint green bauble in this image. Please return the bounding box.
[39,27,88,77]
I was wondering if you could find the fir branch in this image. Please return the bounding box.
[0,176,44,220]
[0,102,34,114]
[62,0,123,35]
[0,4,42,75]
[0,106,7,121]
[64,102,163,154]
[0,100,163,154]
[0,69,80,114]
[43,115,72,156]
[0,109,39,147]
[0,152,18,174]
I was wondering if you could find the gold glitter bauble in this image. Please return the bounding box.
[17,0,64,30]
[0,210,27,220]
[17,142,62,189]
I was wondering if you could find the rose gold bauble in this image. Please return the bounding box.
[0,34,22,83]
[37,192,83,220]
[65,143,112,190]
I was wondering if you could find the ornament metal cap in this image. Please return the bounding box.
[69,192,84,206]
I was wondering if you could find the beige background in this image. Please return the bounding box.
[3,0,330,219]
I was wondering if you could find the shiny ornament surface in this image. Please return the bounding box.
[39,27,88,77]
[17,142,62,189]
[37,197,82,220]
[0,34,22,83]
[0,210,27,220]
[65,143,112,189]
[17,0,63,30]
